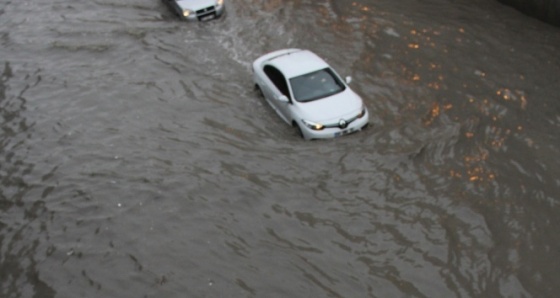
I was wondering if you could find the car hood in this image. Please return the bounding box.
[297,89,364,123]
[176,0,216,10]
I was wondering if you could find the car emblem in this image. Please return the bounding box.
[338,119,347,129]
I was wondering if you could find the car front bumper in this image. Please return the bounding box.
[182,4,225,21]
[300,109,370,140]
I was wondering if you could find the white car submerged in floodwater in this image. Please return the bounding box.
[253,49,369,140]
[163,0,225,21]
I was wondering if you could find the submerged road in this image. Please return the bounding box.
[1,0,559,297]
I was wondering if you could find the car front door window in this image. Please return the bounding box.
[263,65,291,101]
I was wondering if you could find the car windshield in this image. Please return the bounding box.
[289,68,346,102]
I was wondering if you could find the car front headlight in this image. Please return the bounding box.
[302,119,324,131]
[357,107,366,118]
[182,9,193,17]
[216,0,224,6]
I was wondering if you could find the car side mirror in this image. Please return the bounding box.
[345,76,352,84]
[277,95,289,103]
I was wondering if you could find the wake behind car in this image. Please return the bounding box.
[164,0,225,21]
[253,49,369,140]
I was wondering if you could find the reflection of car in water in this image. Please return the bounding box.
[253,49,369,140]
[163,0,225,21]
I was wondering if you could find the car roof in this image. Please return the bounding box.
[267,50,330,79]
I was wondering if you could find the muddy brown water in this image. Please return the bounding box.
[1,0,559,297]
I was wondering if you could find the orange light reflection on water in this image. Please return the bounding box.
[351,2,372,12]
[408,43,420,49]
[396,23,532,188]
[462,148,496,183]
[496,88,528,110]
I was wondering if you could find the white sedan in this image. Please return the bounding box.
[163,0,225,21]
[253,49,369,140]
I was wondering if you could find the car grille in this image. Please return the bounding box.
[324,111,364,129]
[196,6,216,17]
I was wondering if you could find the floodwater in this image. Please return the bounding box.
[1,0,559,297]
